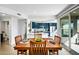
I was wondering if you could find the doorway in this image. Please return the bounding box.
[0,21,9,45]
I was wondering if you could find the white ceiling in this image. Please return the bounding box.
[0,4,68,16]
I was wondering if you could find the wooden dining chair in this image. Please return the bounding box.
[29,41,48,55]
[15,35,22,45]
[54,35,61,44]
[49,35,61,55]
[15,35,27,55]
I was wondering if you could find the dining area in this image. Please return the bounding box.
[14,34,62,55]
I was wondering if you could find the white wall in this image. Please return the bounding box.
[1,21,5,32]
[0,21,9,33]
[9,16,19,46]
[57,19,61,36]
[1,21,9,40]
[0,6,28,46]
[18,19,26,39]
[27,19,31,39]
[0,16,28,46]
[0,17,10,33]
[18,19,31,40]
[9,17,28,46]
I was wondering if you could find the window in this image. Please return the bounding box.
[60,16,69,37]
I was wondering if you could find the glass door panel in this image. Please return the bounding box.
[60,15,70,47]
[70,8,79,53]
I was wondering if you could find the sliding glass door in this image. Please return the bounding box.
[70,8,79,53]
[60,15,71,48]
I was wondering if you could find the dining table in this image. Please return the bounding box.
[14,38,62,55]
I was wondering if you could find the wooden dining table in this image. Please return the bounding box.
[14,38,62,55]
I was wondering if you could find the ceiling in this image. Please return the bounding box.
[71,8,79,16]
[0,4,69,16]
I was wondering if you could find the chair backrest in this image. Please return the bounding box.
[54,35,61,44]
[29,41,48,55]
[15,35,22,45]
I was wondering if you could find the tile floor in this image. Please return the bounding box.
[0,40,71,55]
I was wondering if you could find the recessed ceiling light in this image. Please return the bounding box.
[73,12,76,13]
[2,13,6,16]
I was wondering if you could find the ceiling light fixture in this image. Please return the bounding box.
[73,12,76,13]
[2,13,6,16]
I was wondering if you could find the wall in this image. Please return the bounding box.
[26,18,31,39]
[0,16,10,34]
[1,21,5,32]
[0,6,28,46]
[9,16,19,46]
[18,19,26,39]
[0,16,28,46]
[1,21,9,40]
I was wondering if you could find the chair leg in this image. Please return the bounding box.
[17,50,19,55]
[21,50,24,54]
[51,49,59,55]
[25,50,27,55]
[17,50,27,55]
[54,50,59,55]
[22,50,27,55]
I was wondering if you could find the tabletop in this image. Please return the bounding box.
[14,41,62,50]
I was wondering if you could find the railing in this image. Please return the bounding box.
[71,33,78,43]
[64,33,78,44]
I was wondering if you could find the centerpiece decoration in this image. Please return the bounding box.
[35,37,42,42]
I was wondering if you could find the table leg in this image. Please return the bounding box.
[52,49,59,55]
[57,50,58,55]
[25,50,27,55]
